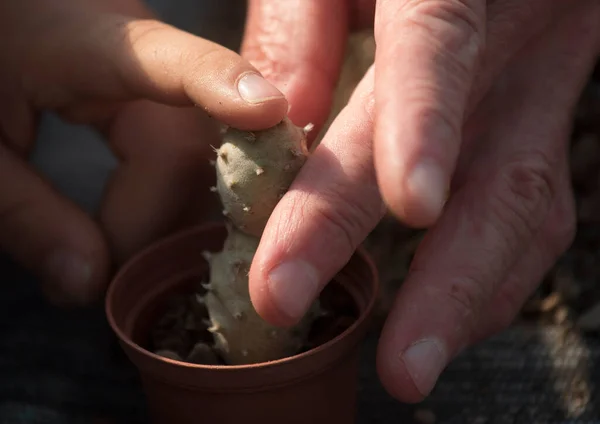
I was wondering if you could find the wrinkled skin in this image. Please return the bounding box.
[241,0,600,402]
[0,0,289,304]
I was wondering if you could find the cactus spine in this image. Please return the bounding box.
[200,117,320,365]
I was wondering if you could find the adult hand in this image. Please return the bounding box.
[0,0,288,305]
[242,0,600,402]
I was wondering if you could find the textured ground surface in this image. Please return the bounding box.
[1,257,599,423]
[3,0,600,423]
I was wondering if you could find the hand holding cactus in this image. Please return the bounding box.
[241,0,600,403]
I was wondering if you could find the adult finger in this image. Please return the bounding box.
[99,101,221,264]
[241,0,348,137]
[248,66,385,326]
[373,0,486,227]
[0,143,109,305]
[373,0,579,228]
[471,158,576,344]
[20,8,287,131]
[375,1,600,402]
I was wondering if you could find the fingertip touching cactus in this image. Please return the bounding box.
[197,117,322,365]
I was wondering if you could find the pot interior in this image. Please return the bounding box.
[129,267,362,364]
[106,223,378,387]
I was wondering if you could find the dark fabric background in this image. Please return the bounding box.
[1,254,599,424]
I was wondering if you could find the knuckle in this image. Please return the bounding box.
[493,151,556,238]
[289,182,384,256]
[394,0,485,71]
[242,43,293,82]
[183,46,234,82]
[317,188,384,252]
[443,274,493,320]
[413,104,461,149]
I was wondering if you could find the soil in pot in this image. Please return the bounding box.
[148,272,360,366]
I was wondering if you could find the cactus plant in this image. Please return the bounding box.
[195,117,321,365]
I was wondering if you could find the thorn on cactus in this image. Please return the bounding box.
[208,323,221,333]
[195,294,206,305]
[242,205,251,213]
[289,148,303,158]
[222,209,229,217]
[303,123,314,134]
[201,251,212,261]
[209,159,216,166]
[209,186,217,192]
[201,283,212,291]
[255,167,265,176]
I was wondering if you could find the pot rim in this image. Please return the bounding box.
[105,222,379,371]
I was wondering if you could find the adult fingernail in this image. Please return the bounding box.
[406,159,448,222]
[237,72,285,104]
[401,338,447,396]
[267,260,319,322]
[44,250,93,302]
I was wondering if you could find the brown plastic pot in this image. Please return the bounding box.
[106,222,379,424]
